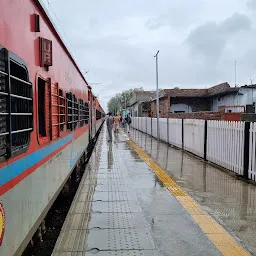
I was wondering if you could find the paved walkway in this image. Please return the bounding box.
[53,126,250,255]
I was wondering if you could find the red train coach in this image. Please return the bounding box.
[0,0,104,255]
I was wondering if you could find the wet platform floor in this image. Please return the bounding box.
[53,126,251,255]
[129,127,256,255]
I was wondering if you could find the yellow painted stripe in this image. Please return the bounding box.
[127,138,251,256]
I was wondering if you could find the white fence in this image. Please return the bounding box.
[130,117,249,179]
[207,121,244,175]
[168,119,182,148]
[131,117,182,147]
[249,123,256,181]
[184,119,205,158]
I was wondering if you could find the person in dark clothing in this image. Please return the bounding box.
[106,112,113,141]
[119,114,123,128]
[125,114,131,133]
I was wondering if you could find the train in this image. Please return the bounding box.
[0,0,105,255]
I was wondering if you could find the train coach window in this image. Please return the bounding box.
[38,78,46,136]
[66,92,78,131]
[59,89,65,131]
[84,102,89,124]
[79,99,90,126]
[37,77,51,144]
[79,99,84,126]
[0,46,33,161]
[51,84,65,139]
[96,110,101,120]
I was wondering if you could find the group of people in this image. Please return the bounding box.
[106,112,131,142]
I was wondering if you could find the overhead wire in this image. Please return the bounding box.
[47,0,77,57]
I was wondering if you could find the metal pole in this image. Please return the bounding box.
[154,50,160,142]
[235,61,237,86]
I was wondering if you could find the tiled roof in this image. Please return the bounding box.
[158,83,238,98]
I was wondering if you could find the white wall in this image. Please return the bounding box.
[130,103,139,117]
[170,103,192,113]
[212,88,256,112]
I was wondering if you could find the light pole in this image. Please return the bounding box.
[235,61,237,86]
[154,50,160,142]
[124,94,127,111]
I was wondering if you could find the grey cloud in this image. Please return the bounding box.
[220,13,251,34]
[186,22,225,61]
[145,0,204,31]
[186,13,251,61]
[247,0,256,9]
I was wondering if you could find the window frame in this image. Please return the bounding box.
[79,98,90,126]
[0,45,33,162]
[37,76,51,145]
[96,109,101,120]
[51,83,65,139]
[66,92,79,132]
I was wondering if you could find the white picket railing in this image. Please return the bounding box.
[207,121,244,175]
[183,119,205,158]
[168,119,182,148]
[130,117,247,178]
[159,118,168,143]
[249,123,256,181]
[152,118,158,138]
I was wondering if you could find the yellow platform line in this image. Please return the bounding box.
[127,138,251,256]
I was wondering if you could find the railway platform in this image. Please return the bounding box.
[52,126,251,256]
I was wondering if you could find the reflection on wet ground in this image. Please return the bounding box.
[130,127,256,254]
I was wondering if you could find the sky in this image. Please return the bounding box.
[42,0,256,111]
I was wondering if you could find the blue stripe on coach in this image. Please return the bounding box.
[0,134,74,186]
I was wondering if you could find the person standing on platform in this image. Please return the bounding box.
[106,112,113,142]
[119,114,123,128]
[114,115,120,132]
[125,114,131,133]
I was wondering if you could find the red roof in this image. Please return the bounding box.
[160,83,233,98]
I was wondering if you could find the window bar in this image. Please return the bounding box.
[0,70,8,76]
[10,94,32,101]
[11,128,33,134]
[11,113,33,116]
[62,94,64,130]
[57,84,60,137]
[5,48,11,158]
[78,99,81,125]
[0,132,9,136]
[10,75,32,86]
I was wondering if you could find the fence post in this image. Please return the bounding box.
[146,117,147,135]
[204,120,208,161]
[167,117,169,144]
[151,116,152,137]
[243,122,250,179]
[182,119,184,150]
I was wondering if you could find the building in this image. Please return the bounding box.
[129,91,155,117]
[151,83,256,118]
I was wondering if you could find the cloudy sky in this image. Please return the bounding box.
[42,0,256,111]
